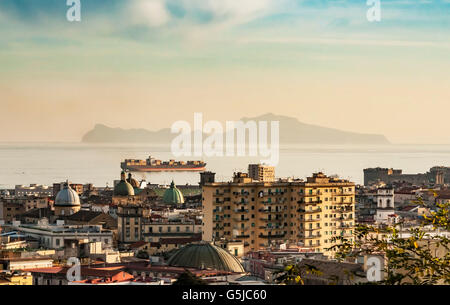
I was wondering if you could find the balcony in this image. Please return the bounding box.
[298,208,322,214]
[263,224,285,230]
[298,199,322,205]
[331,217,345,221]
[333,202,353,213]
[340,233,353,238]
[258,233,286,239]
[261,200,274,204]
[234,209,249,213]
[236,234,250,239]
[271,192,285,196]
[300,192,319,197]
[234,224,249,229]
[333,207,353,213]
[268,210,283,214]
[298,234,322,239]
[234,217,249,222]
[306,199,323,204]
[233,191,250,196]
[304,218,321,222]
[336,200,353,205]
[335,192,354,196]
[304,227,322,231]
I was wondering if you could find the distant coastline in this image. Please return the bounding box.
[81,113,390,145]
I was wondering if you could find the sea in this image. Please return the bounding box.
[0,142,449,189]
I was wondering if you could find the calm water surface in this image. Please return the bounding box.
[0,143,449,188]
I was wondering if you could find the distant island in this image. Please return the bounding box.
[82,113,390,145]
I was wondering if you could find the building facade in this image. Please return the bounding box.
[117,203,143,246]
[248,164,275,182]
[364,167,449,186]
[374,187,395,224]
[202,172,355,257]
[15,184,53,197]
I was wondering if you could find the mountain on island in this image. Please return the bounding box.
[82,113,390,145]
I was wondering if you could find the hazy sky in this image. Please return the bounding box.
[0,0,449,143]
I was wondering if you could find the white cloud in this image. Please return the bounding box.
[202,0,275,20]
[131,0,171,27]
[129,0,280,28]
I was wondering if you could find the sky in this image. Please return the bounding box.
[0,0,449,143]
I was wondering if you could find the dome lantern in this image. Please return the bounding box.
[162,180,184,205]
[55,181,80,207]
[114,172,135,196]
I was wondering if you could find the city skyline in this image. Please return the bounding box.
[0,0,449,144]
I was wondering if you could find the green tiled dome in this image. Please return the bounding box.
[163,181,184,205]
[167,242,245,273]
[114,171,135,196]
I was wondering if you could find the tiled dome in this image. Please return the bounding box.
[162,181,184,205]
[55,182,80,207]
[114,171,135,196]
[167,242,245,273]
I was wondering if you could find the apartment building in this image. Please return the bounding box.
[142,220,202,244]
[202,172,355,257]
[15,184,53,197]
[0,199,26,224]
[117,203,202,247]
[248,164,275,182]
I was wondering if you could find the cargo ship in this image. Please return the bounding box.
[120,156,206,172]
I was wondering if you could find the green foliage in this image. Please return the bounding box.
[328,192,450,285]
[273,264,323,285]
[136,250,149,259]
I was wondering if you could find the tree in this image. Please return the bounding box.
[136,250,149,259]
[328,192,450,285]
[273,263,323,285]
[173,270,208,285]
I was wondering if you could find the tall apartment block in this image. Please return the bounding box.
[202,172,355,257]
[248,164,275,182]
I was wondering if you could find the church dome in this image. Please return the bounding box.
[114,171,135,196]
[55,182,80,206]
[163,181,184,205]
[167,242,245,273]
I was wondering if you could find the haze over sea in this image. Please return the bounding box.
[0,143,449,189]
